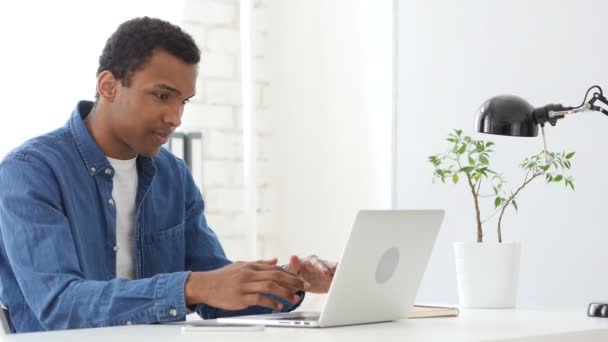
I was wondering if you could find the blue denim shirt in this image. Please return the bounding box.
[0,101,299,333]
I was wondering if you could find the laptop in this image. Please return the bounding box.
[214,209,444,328]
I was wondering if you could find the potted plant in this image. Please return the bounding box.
[428,129,574,308]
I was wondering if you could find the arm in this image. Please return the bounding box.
[178,161,305,318]
[0,154,190,330]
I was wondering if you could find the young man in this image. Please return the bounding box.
[0,17,336,333]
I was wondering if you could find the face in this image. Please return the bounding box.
[98,49,197,158]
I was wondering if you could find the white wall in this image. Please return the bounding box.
[0,0,184,158]
[397,0,608,307]
[263,0,394,308]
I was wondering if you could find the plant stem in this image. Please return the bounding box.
[497,173,540,242]
[466,173,483,243]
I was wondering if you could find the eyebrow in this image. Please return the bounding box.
[153,84,182,96]
[153,84,196,100]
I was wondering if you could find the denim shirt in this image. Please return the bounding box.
[0,101,299,333]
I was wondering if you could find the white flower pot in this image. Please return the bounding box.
[454,241,521,308]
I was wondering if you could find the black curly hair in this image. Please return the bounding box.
[95,17,200,99]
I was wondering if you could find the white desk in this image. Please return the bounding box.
[3,308,608,342]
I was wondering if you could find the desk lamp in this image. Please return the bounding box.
[475,85,608,136]
[473,85,608,318]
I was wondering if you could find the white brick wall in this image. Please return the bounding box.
[183,0,237,25]
[179,0,279,259]
[200,53,236,78]
[206,80,242,106]
[180,0,246,247]
[252,0,279,259]
[181,103,234,129]
[204,129,243,160]
[203,160,244,187]
[207,28,241,55]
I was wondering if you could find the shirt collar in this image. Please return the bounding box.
[68,100,157,178]
[68,100,113,176]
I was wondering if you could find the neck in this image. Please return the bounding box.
[85,103,137,160]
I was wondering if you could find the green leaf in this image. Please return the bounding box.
[479,155,489,165]
[455,129,463,136]
[452,174,459,184]
[512,200,518,211]
[458,144,467,154]
[486,142,495,147]
[494,197,502,208]
[554,175,563,182]
[460,166,474,173]
[447,137,458,143]
[468,156,475,165]
[566,180,575,190]
[565,152,575,159]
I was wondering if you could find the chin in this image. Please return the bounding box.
[138,147,162,157]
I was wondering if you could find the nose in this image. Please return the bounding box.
[163,104,182,128]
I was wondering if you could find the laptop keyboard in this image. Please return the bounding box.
[258,312,320,321]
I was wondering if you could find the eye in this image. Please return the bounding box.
[181,98,191,105]
[155,92,169,101]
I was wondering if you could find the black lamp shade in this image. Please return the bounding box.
[475,95,538,137]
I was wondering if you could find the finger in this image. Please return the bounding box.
[242,293,285,311]
[243,281,301,304]
[249,269,310,291]
[244,263,310,289]
[307,256,337,276]
[256,258,278,265]
[246,262,286,272]
[289,255,302,274]
[303,257,330,274]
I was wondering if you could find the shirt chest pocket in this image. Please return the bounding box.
[141,223,186,274]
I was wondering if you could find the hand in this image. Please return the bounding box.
[285,255,338,293]
[185,258,311,311]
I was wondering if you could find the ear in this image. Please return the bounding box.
[97,70,118,101]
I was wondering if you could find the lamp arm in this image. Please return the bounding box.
[587,91,608,115]
[547,103,591,119]
[535,86,608,126]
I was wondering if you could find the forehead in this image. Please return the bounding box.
[130,49,198,95]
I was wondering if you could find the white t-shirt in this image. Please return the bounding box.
[106,156,138,280]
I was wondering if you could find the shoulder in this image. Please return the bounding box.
[1,127,72,171]
[0,128,73,198]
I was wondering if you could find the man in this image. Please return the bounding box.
[0,17,336,333]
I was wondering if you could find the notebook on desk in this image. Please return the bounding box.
[410,305,459,318]
[216,210,445,328]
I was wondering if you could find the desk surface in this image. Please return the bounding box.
[3,308,608,342]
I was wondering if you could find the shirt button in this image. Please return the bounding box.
[113,245,119,252]
[169,308,177,317]
[104,168,112,175]
[126,320,132,326]
[90,167,96,173]
[109,198,115,206]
